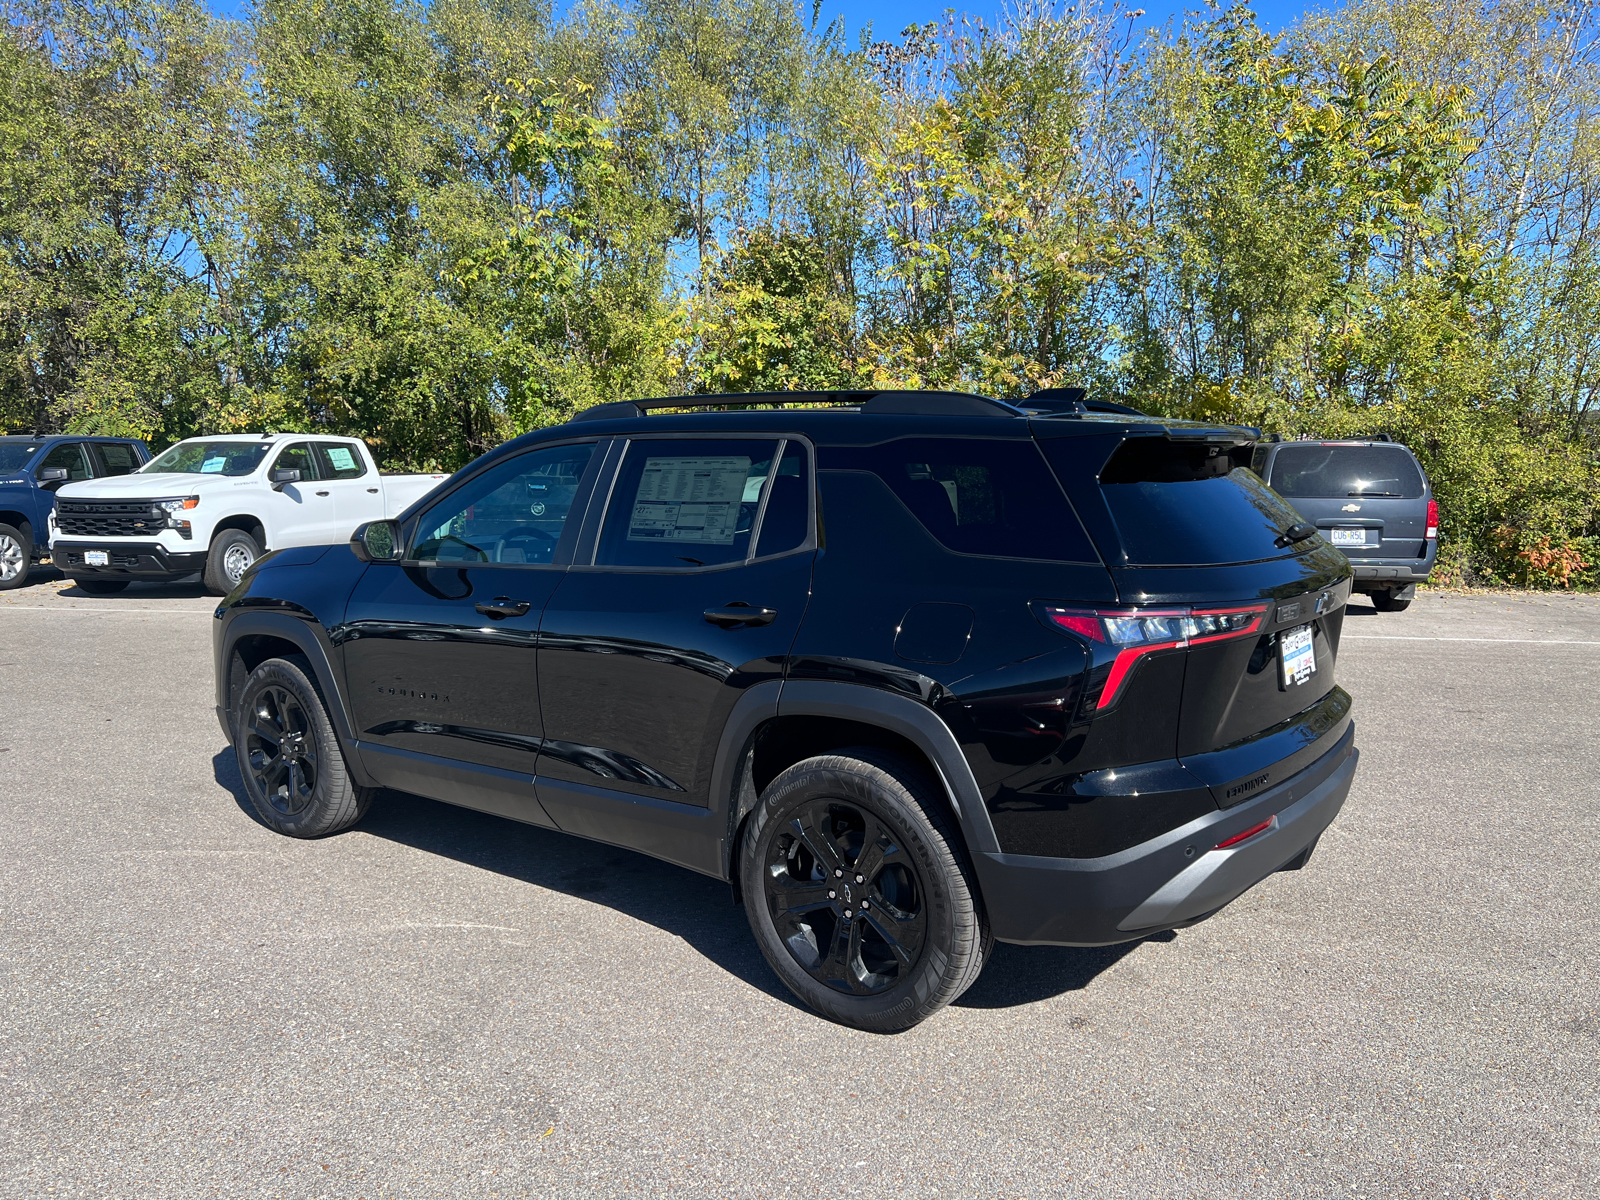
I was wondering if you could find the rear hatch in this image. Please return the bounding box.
[1037,422,1354,807]
[1266,442,1428,560]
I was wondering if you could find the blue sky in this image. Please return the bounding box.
[809,0,1309,42]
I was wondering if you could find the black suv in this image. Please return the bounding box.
[1251,438,1436,611]
[213,392,1359,1031]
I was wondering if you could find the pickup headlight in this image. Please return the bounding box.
[156,496,200,539]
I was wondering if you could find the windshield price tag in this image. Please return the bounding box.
[1280,623,1315,687]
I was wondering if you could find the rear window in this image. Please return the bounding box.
[819,438,1097,562]
[1268,444,1424,499]
[1058,437,1305,567]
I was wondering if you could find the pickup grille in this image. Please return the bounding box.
[56,499,166,538]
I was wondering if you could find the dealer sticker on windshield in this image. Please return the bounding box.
[1281,623,1316,687]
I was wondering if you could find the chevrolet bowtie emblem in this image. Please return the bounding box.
[1341,503,1360,512]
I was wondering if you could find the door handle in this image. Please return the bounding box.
[316,490,330,497]
[366,487,379,494]
[704,603,778,628]
[475,597,532,620]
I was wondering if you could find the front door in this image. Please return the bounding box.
[264,441,333,547]
[341,440,600,793]
[537,436,816,812]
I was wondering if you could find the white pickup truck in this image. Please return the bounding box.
[49,434,447,594]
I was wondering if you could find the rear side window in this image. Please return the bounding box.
[93,443,142,476]
[596,438,788,569]
[820,438,1097,562]
[1053,437,1304,567]
[1268,444,1424,499]
[314,442,367,480]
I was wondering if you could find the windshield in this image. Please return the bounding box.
[0,445,41,472]
[1269,444,1424,499]
[143,441,272,477]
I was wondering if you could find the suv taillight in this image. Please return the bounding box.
[1426,498,1438,540]
[1034,602,1268,714]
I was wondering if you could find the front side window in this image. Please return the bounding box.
[595,439,789,569]
[411,442,596,566]
[314,442,367,480]
[143,441,271,477]
[94,443,142,476]
[272,442,318,479]
[36,442,92,481]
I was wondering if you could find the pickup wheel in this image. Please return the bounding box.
[235,655,376,838]
[739,749,988,1033]
[0,523,32,590]
[205,528,261,595]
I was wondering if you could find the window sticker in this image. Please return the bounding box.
[325,446,358,472]
[627,455,751,545]
[200,457,226,473]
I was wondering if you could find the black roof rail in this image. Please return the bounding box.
[1020,387,1149,417]
[570,390,1028,423]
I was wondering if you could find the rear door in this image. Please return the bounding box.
[313,441,384,542]
[1039,429,1354,805]
[1266,443,1428,559]
[535,435,816,823]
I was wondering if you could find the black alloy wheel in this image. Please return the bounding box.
[245,683,320,817]
[764,798,928,995]
[740,749,989,1033]
[234,656,375,837]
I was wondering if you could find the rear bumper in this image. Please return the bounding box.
[1346,541,1434,588]
[53,539,207,580]
[975,721,1358,945]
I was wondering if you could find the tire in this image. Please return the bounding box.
[234,655,376,838]
[0,523,32,590]
[206,528,261,595]
[1370,590,1412,612]
[71,578,129,595]
[740,748,989,1033]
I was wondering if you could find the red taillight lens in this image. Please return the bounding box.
[1425,498,1438,540]
[1215,816,1275,850]
[1036,602,1268,713]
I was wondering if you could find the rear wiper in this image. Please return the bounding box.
[676,556,706,566]
[1348,491,1402,497]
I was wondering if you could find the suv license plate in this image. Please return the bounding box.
[85,550,109,566]
[1330,528,1365,546]
[1281,623,1316,687]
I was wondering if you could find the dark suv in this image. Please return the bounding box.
[1252,438,1436,612]
[213,392,1359,1031]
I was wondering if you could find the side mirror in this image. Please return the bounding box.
[37,467,69,488]
[350,519,403,563]
[269,467,301,491]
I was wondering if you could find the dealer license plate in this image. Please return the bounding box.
[1330,528,1366,547]
[1281,623,1316,687]
[84,550,109,566]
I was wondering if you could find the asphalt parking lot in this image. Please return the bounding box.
[2,573,1596,1198]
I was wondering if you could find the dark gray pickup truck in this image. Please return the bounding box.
[1252,438,1436,612]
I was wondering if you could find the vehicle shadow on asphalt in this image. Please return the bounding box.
[214,750,1154,1014]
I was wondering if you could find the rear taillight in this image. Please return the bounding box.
[1425,498,1438,540]
[1035,602,1268,714]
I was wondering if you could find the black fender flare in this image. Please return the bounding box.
[713,678,1000,880]
[216,609,375,788]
